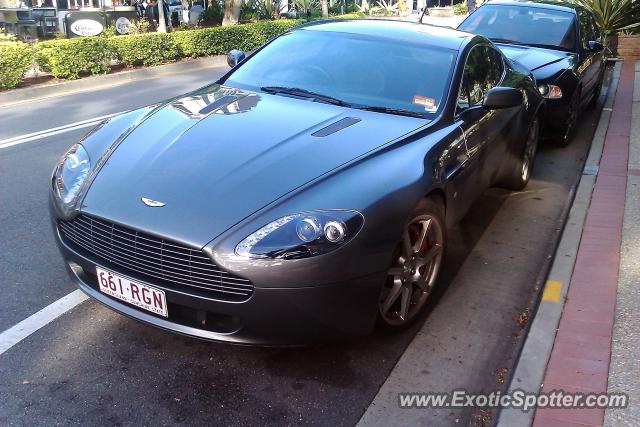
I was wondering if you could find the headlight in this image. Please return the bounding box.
[235,210,364,259]
[538,84,562,99]
[53,143,91,210]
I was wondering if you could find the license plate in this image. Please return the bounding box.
[96,267,168,317]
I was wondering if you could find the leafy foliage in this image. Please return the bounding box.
[370,0,398,15]
[15,15,359,85]
[109,32,180,67]
[295,0,320,17]
[452,2,467,15]
[250,0,287,19]
[0,42,33,89]
[200,0,225,25]
[35,37,112,79]
[572,0,640,35]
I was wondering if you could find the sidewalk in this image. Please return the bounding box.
[496,59,639,427]
[604,60,640,427]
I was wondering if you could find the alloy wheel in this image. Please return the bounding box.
[379,214,444,326]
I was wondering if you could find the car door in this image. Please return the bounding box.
[454,44,509,198]
[576,9,602,102]
[443,44,496,223]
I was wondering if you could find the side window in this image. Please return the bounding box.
[486,47,504,87]
[457,45,503,113]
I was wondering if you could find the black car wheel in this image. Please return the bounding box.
[588,71,604,109]
[501,116,540,191]
[557,90,579,146]
[378,198,445,328]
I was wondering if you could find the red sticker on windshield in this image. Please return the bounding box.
[413,96,437,112]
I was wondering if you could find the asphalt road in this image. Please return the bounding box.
[0,66,608,426]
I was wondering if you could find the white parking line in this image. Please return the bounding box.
[0,110,127,150]
[0,290,88,356]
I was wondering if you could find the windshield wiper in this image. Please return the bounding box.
[260,86,349,106]
[355,105,427,118]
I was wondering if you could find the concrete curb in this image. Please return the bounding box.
[0,55,228,108]
[496,62,623,427]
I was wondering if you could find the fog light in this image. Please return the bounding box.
[324,221,346,243]
[296,217,321,242]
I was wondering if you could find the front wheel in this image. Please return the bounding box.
[501,116,540,191]
[378,198,446,329]
[556,90,579,146]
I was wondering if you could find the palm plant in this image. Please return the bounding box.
[251,0,287,19]
[370,0,398,15]
[572,0,640,37]
[294,0,320,18]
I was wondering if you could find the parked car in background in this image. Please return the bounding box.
[459,0,605,145]
[50,20,543,345]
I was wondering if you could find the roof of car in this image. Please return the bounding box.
[483,0,579,14]
[297,19,475,51]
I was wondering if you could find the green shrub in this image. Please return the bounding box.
[35,37,112,79]
[200,0,224,25]
[452,2,467,15]
[173,19,302,57]
[0,41,33,89]
[109,32,180,67]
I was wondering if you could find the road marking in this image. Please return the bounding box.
[0,110,127,150]
[0,290,88,356]
[542,280,562,303]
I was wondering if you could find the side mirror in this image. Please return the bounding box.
[482,87,523,109]
[587,40,604,52]
[227,49,246,68]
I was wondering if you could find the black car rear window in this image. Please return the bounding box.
[459,5,576,51]
[224,29,456,117]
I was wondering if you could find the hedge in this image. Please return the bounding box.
[35,37,113,79]
[173,19,303,57]
[0,14,364,87]
[0,41,33,89]
[109,32,180,67]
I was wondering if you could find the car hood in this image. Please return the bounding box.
[81,85,429,247]
[496,44,571,72]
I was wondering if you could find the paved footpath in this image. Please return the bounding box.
[533,60,639,426]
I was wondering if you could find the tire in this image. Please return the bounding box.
[587,71,604,110]
[501,116,540,191]
[378,197,446,330]
[555,90,579,147]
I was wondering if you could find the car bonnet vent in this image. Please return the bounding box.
[198,94,239,115]
[312,117,361,137]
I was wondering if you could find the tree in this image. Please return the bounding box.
[321,0,328,17]
[156,0,167,32]
[223,0,242,25]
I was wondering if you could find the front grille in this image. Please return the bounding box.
[58,214,253,301]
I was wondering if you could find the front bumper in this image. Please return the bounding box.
[52,219,384,346]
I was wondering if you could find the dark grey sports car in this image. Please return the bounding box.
[50,19,543,345]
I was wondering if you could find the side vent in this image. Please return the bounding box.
[312,117,362,137]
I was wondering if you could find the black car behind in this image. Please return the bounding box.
[459,0,606,145]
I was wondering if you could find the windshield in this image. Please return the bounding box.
[459,5,576,51]
[224,29,456,117]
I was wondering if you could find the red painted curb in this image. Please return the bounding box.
[532,60,634,426]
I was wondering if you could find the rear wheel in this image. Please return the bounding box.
[501,116,540,191]
[378,198,445,329]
